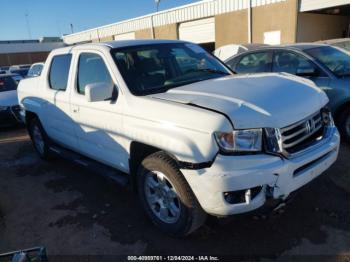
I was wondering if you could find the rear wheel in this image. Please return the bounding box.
[28,118,52,160]
[338,107,350,143]
[137,152,206,237]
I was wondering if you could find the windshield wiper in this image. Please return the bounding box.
[163,79,205,90]
[194,68,230,75]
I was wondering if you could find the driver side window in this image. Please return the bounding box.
[273,51,319,76]
[77,53,113,95]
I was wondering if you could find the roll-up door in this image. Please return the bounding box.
[179,17,215,44]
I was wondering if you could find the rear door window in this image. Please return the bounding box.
[49,54,72,91]
[235,52,272,74]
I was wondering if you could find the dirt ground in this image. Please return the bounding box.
[0,127,350,261]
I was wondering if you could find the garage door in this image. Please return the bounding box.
[179,17,215,44]
[114,32,136,41]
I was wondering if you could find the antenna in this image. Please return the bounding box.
[70,23,74,34]
[25,13,32,39]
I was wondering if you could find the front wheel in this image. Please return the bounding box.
[137,152,206,237]
[338,108,350,143]
[28,118,52,160]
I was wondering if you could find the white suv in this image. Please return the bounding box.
[17,40,340,236]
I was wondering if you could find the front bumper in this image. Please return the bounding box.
[0,105,22,127]
[181,127,340,216]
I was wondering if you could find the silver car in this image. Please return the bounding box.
[317,38,350,53]
[225,44,350,142]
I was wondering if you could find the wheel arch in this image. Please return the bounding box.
[129,141,179,191]
[25,110,39,125]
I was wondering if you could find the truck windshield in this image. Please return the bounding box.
[305,46,350,77]
[112,43,231,95]
[0,76,18,92]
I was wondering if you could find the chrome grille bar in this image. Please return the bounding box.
[280,111,324,152]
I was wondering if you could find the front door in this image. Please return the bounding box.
[69,51,127,171]
[272,50,331,91]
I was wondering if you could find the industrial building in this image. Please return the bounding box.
[63,0,350,52]
[0,37,65,66]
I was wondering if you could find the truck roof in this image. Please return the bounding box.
[102,39,188,49]
[51,39,189,55]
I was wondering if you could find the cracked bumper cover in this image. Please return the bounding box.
[181,127,340,216]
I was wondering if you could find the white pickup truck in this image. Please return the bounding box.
[17,40,340,236]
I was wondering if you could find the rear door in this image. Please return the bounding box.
[41,53,78,149]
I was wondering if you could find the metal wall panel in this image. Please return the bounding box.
[64,0,286,44]
[300,0,350,12]
[0,42,65,54]
[114,32,136,41]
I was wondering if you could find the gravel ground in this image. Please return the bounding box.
[0,127,350,261]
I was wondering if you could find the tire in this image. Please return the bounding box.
[338,107,350,143]
[137,152,206,237]
[28,117,52,160]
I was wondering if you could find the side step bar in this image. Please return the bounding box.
[49,145,129,187]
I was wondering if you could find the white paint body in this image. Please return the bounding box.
[17,40,340,216]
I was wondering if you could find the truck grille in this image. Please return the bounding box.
[281,112,324,154]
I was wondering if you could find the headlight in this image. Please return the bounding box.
[214,129,262,153]
[265,128,283,154]
[0,106,8,112]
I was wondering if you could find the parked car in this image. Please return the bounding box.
[18,40,339,236]
[0,74,21,127]
[27,62,44,78]
[317,38,350,52]
[11,74,23,84]
[0,66,10,71]
[225,44,350,142]
[9,65,30,78]
[213,44,268,61]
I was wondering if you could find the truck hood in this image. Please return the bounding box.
[0,90,18,107]
[151,73,328,129]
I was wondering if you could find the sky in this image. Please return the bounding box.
[0,0,199,40]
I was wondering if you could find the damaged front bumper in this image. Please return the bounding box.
[181,126,340,216]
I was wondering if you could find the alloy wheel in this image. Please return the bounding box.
[144,171,181,224]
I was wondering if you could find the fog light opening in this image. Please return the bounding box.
[224,186,263,205]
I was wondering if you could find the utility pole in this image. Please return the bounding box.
[151,0,161,39]
[70,23,74,34]
[155,0,161,12]
[25,13,32,39]
[247,0,252,44]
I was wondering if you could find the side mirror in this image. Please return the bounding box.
[296,68,318,77]
[85,82,113,102]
